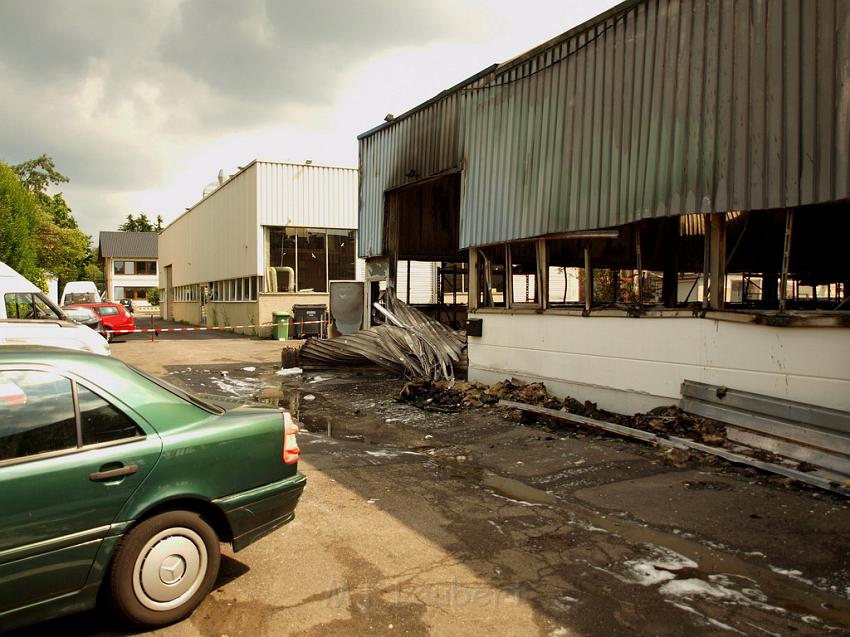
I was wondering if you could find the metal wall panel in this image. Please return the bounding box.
[257,162,358,230]
[358,68,495,257]
[159,164,259,287]
[358,0,850,253]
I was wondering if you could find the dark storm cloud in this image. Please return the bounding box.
[0,2,103,80]
[159,0,466,108]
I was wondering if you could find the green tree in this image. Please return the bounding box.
[119,213,163,233]
[0,162,43,285]
[7,155,92,289]
[146,287,160,306]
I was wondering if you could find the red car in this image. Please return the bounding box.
[66,302,137,341]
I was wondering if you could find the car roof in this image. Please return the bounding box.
[0,346,215,428]
[67,302,121,308]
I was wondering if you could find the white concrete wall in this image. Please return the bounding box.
[159,164,259,288]
[468,312,850,414]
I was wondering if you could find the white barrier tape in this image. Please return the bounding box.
[103,319,332,335]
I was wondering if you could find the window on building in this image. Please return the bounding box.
[0,370,77,461]
[204,277,261,302]
[476,245,506,307]
[136,261,157,275]
[266,227,356,293]
[328,229,356,281]
[509,241,538,304]
[298,228,327,292]
[115,287,148,300]
[113,260,156,275]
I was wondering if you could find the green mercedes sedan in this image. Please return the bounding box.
[0,346,306,631]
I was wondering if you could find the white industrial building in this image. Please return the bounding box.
[158,160,361,335]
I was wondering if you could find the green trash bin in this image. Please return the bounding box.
[272,311,290,340]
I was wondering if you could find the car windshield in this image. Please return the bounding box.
[97,306,120,316]
[4,292,64,320]
[129,366,225,415]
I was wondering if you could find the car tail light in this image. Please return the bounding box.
[283,411,300,464]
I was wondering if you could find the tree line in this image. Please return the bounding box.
[0,155,161,292]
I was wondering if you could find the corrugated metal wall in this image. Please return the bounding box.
[358,0,850,254]
[258,162,358,229]
[159,165,259,287]
[358,72,492,257]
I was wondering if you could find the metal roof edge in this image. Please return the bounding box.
[254,159,357,171]
[355,0,642,141]
[163,160,260,231]
[494,0,642,75]
[357,64,499,140]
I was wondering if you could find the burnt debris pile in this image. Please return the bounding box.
[399,377,727,446]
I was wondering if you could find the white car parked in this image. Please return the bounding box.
[0,263,110,356]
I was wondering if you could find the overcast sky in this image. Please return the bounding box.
[0,0,618,238]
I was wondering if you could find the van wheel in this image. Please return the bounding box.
[107,511,221,627]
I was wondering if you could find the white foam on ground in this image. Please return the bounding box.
[768,566,814,586]
[209,376,263,397]
[624,545,698,586]
[659,574,785,615]
[364,449,422,458]
[276,367,303,376]
[241,366,256,372]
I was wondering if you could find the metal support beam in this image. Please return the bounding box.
[701,214,711,310]
[583,245,592,314]
[635,224,643,306]
[708,213,726,310]
[536,239,547,310]
[468,248,479,311]
[779,209,794,313]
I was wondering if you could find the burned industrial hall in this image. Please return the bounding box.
[355,0,850,414]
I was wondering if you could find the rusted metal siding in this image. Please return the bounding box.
[358,0,850,253]
[462,0,850,247]
[257,162,357,230]
[358,69,495,257]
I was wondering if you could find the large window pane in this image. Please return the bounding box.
[78,385,143,445]
[298,228,327,293]
[328,229,356,281]
[268,227,297,292]
[0,371,77,461]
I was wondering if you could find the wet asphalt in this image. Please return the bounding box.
[17,327,850,637]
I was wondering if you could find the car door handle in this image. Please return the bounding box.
[90,464,139,481]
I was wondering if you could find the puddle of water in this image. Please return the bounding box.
[575,507,850,628]
[482,472,558,505]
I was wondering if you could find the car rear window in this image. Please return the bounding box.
[97,306,120,316]
[129,367,225,415]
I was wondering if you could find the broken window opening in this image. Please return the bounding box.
[477,245,506,308]
[509,241,538,304]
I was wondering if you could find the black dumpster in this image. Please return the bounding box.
[292,304,327,339]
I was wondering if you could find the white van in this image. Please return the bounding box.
[0,263,110,356]
[60,280,101,306]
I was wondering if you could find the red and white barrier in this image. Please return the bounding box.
[103,319,332,335]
